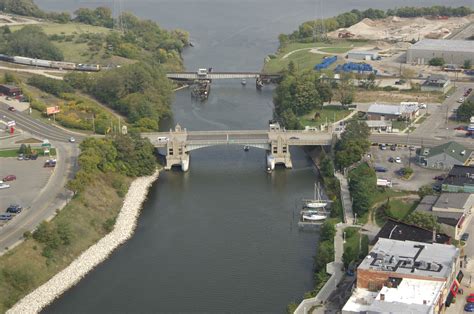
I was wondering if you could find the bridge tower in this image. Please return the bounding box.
[164,124,190,171]
[267,123,292,169]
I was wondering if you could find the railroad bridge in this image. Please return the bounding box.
[142,124,335,171]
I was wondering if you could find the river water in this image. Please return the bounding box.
[37,0,473,312]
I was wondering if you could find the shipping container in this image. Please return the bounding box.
[51,61,76,70]
[314,56,337,71]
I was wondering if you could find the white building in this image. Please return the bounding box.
[347,50,379,61]
[406,39,474,66]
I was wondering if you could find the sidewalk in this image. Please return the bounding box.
[335,172,354,225]
[294,224,347,314]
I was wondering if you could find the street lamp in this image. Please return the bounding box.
[343,231,346,244]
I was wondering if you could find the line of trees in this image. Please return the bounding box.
[67,135,156,194]
[0,25,64,60]
[348,163,377,217]
[65,61,173,130]
[280,6,473,44]
[273,64,333,129]
[335,120,371,169]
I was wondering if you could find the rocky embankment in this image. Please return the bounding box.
[7,171,160,314]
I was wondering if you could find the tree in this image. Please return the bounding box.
[404,212,440,231]
[418,185,435,198]
[4,25,63,60]
[287,61,297,76]
[335,121,371,169]
[337,75,355,106]
[457,101,474,122]
[464,60,472,70]
[428,57,445,66]
[320,154,335,178]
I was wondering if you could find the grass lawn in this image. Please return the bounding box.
[0,149,18,157]
[384,199,418,220]
[262,40,368,74]
[343,227,369,266]
[0,173,131,312]
[9,23,132,65]
[392,120,409,131]
[299,106,351,128]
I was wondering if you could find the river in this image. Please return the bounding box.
[37,0,473,312]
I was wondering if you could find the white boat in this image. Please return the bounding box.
[302,213,327,221]
[241,79,247,85]
[304,183,327,208]
[244,145,250,151]
[305,201,327,209]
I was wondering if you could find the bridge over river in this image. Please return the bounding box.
[142,124,335,171]
[142,123,474,172]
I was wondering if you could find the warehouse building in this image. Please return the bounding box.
[347,50,379,61]
[406,39,474,66]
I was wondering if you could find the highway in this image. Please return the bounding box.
[0,104,80,254]
[0,106,85,142]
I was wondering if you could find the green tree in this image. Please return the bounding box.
[464,60,472,70]
[4,25,63,60]
[428,57,445,66]
[457,101,474,122]
[337,75,355,106]
[320,154,335,178]
[418,185,435,198]
[404,212,440,231]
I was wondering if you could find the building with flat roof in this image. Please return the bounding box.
[442,165,474,193]
[367,103,419,121]
[365,120,392,133]
[347,49,379,61]
[415,193,473,240]
[417,141,473,170]
[346,238,461,313]
[406,39,474,66]
[342,278,445,314]
[371,218,450,246]
[0,84,21,96]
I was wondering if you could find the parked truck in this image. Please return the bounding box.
[377,178,392,187]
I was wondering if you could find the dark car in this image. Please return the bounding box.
[374,166,388,172]
[6,205,22,214]
[461,233,470,241]
[30,154,38,160]
[433,175,445,181]
[3,175,16,181]
[432,184,442,192]
[388,157,395,163]
[0,214,13,221]
[465,303,474,312]
[7,106,15,112]
[454,126,465,130]
[289,136,299,140]
[44,159,57,167]
[390,144,397,151]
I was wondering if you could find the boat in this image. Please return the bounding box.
[302,213,327,221]
[266,167,272,174]
[304,183,327,209]
[244,145,250,151]
[241,78,247,85]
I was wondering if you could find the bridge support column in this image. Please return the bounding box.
[268,136,292,169]
[164,124,190,171]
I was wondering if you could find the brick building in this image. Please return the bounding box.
[343,238,461,313]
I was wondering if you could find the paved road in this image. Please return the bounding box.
[0,105,80,254]
[0,105,85,142]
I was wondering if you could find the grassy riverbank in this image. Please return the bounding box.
[263,40,367,74]
[0,172,131,312]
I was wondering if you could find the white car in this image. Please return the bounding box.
[0,183,10,189]
[69,137,76,143]
[419,103,427,109]
[395,157,402,163]
[458,97,465,103]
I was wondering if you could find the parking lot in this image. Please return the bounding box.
[370,145,445,191]
[0,157,53,225]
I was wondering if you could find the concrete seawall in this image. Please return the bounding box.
[7,171,160,314]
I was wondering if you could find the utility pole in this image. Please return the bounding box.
[92,114,95,134]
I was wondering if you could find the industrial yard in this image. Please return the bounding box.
[328,15,474,41]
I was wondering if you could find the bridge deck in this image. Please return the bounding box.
[166,72,281,80]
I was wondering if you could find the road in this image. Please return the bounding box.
[0,106,86,143]
[0,65,64,80]
[0,104,81,254]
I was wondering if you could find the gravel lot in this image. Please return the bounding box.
[0,157,53,225]
[370,146,446,191]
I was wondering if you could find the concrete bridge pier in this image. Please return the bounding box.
[268,136,292,169]
[164,124,190,171]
